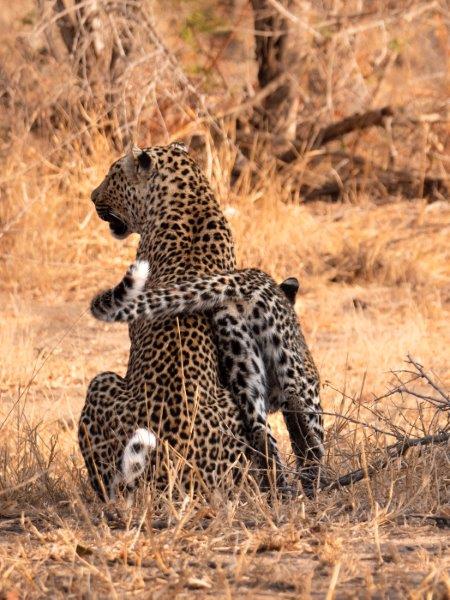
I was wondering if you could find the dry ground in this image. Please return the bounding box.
[1,196,449,598]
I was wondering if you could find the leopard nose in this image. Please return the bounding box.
[91,186,100,203]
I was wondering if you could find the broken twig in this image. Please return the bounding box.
[322,432,449,491]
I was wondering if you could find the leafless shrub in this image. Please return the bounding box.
[321,356,449,497]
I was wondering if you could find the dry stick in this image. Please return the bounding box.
[404,514,450,528]
[297,151,448,201]
[376,357,450,411]
[319,411,394,438]
[322,432,449,491]
[405,355,450,404]
[324,381,410,440]
[279,106,394,162]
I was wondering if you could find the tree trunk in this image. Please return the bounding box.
[249,0,295,138]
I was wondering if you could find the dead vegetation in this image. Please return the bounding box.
[0,0,449,597]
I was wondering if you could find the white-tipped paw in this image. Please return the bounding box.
[129,260,149,295]
[132,427,156,450]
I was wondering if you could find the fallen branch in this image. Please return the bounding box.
[312,106,394,147]
[404,514,450,529]
[233,108,447,201]
[279,106,394,162]
[322,432,449,491]
[298,153,448,202]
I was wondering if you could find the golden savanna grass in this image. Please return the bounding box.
[0,1,449,597]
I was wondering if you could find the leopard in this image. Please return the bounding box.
[103,272,312,499]
[90,258,325,496]
[79,142,291,501]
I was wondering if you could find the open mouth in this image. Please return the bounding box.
[108,215,129,239]
[96,208,129,239]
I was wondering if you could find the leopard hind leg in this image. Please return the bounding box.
[79,371,137,501]
[110,427,157,502]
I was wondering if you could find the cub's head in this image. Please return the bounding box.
[90,142,192,238]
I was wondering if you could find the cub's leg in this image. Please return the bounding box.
[213,305,288,491]
[280,380,324,496]
[258,325,324,496]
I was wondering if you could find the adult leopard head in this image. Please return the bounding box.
[90,142,194,239]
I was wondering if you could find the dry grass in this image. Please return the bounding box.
[0,0,449,598]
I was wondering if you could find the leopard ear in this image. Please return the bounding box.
[130,145,151,170]
[124,145,139,178]
[126,145,152,174]
[137,151,151,171]
[170,141,189,153]
[131,144,143,160]
[125,144,142,171]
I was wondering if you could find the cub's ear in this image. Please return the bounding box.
[170,141,189,153]
[279,277,300,305]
